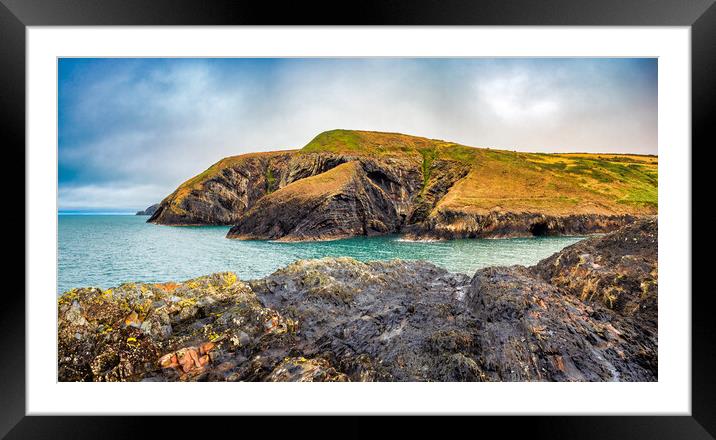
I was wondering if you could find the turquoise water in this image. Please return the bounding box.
[57,215,585,294]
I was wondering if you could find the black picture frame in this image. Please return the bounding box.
[3,0,712,438]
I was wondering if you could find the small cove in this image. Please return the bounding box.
[58,214,585,294]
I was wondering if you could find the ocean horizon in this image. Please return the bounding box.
[59,211,138,216]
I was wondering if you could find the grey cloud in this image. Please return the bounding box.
[59,59,657,211]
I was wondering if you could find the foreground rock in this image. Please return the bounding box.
[58,219,657,382]
[150,130,657,241]
[532,218,658,376]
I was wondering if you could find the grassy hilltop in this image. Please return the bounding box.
[301,129,657,215]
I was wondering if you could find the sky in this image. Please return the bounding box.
[58,58,657,212]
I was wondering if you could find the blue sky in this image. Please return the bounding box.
[58,58,657,212]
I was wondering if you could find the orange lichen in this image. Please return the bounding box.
[154,282,179,293]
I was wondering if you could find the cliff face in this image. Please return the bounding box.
[148,152,294,225]
[226,157,469,241]
[58,219,657,382]
[150,130,658,240]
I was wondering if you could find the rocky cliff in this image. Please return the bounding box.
[135,203,160,216]
[58,219,657,382]
[150,130,657,241]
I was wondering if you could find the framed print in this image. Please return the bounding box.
[4,0,713,438]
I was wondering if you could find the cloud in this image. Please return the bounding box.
[59,183,168,211]
[476,73,562,123]
[58,58,657,211]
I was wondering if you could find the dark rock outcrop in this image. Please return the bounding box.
[135,203,160,216]
[468,266,653,381]
[403,211,642,240]
[58,219,657,382]
[533,217,657,316]
[532,218,658,375]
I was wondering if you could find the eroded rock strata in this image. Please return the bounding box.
[58,219,657,382]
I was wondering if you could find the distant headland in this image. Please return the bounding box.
[147,129,657,242]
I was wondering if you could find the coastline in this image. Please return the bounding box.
[58,218,657,382]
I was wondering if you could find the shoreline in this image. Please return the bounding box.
[58,219,657,382]
[149,213,642,243]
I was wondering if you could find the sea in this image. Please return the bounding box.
[57,214,585,294]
